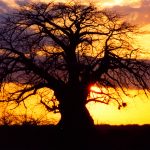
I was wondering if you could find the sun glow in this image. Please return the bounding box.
[90,85,101,92]
[1,83,150,125]
[87,86,150,125]
[102,0,123,7]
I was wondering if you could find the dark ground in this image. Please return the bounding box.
[0,124,150,150]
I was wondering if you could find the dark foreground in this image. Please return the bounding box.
[0,124,150,150]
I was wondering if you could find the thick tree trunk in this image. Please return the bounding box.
[55,86,94,130]
[58,103,94,130]
[55,86,96,149]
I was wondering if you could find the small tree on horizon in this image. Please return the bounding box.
[0,2,150,129]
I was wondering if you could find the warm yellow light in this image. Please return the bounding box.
[101,0,123,7]
[87,89,150,125]
[90,85,101,93]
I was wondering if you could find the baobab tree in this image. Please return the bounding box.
[0,2,150,129]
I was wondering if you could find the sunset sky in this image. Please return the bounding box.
[0,0,150,125]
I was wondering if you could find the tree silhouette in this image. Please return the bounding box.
[0,2,150,129]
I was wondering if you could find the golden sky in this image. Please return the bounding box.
[0,0,150,125]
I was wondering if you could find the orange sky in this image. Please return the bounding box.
[0,0,150,125]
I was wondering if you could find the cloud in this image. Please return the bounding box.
[0,0,24,13]
[109,0,150,25]
[0,0,149,25]
[0,1,10,13]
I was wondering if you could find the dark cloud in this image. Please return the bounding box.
[110,0,150,25]
[0,1,10,13]
[0,0,31,14]
[0,0,149,25]
[15,0,29,6]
